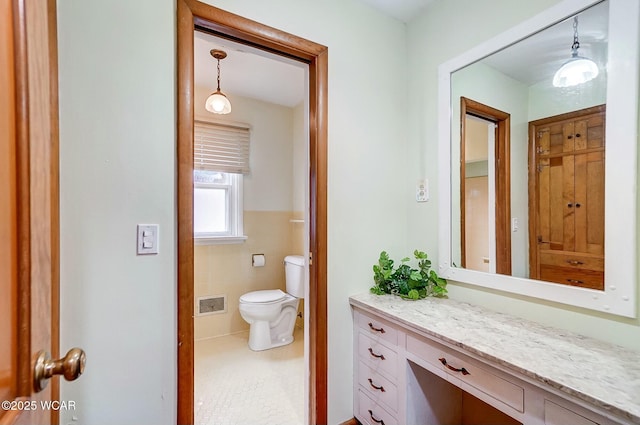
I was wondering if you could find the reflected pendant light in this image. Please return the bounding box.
[552,16,599,88]
[205,49,232,114]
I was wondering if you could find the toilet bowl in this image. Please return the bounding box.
[239,255,305,351]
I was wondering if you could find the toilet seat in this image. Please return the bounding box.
[239,289,287,304]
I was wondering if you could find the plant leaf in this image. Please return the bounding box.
[371,249,447,300]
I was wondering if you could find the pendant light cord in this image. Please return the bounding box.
[571,16,580,53]
[217,59,221,91]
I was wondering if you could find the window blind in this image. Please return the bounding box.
[194,120,250,174]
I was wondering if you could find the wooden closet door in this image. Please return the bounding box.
[529,106,605,290]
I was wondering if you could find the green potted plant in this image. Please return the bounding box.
[370,250,447,300]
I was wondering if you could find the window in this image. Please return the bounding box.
[194,120,250,244]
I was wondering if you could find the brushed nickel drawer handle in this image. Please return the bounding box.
[567,279,584,284]
[368,409,385,425]
[566,260,584,266]
[368,378,385,392]
[368,322,386,333]
[439,357,470,375]
[368,347,385,360]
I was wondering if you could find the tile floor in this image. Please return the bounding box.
[195,327,304,425]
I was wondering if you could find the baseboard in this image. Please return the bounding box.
[338,418,361,425]
[194,329,248,342]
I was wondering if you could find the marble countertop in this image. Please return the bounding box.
[350,293,640,424]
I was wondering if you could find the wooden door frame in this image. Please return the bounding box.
[176,1,328,424]
[460,97,511,275]
[3,0,60,424]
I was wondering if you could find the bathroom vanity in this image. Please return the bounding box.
[350,293,640,425]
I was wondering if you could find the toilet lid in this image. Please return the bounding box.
[240,289,287,304]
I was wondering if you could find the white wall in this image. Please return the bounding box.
[195,90,296,212]
[406,0,640,352]
[528,73,607,120]
[58,1,407,424]
[57,1,176,424]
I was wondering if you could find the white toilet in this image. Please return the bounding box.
[239,255,305,351]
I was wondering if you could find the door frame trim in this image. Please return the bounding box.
[176,1,328,424]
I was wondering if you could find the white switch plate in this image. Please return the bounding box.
[512,217,519,232]
[137,224,159,255]
[416,179,429,202]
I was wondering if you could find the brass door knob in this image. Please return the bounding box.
[33,348,86,392]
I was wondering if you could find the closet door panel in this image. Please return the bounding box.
[585,152,605,255]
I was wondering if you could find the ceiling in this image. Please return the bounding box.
[482,2,608,87]
[194,1,608,109]
[193,0,436,108]
[194,31,306,108]
[356,0,434,22]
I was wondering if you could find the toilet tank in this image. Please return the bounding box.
[284,255,305,298]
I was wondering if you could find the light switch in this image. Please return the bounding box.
[137,224,159,255]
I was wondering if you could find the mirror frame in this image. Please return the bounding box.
[438,0,639,318]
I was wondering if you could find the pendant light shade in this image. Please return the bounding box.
[205,49,232,114]
[552,55,599,88]
[205,91,231,114]
[552,16,599,88]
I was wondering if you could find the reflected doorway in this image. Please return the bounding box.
[463,114,494,273]
[460,97,511,275]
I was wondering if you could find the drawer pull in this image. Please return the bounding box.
[567,279,584,284]
[368,322,386,334]
[439,357,470,375]
[368,409,385,425]
[566,260,584,266]
[368,348,385,360]
[367,378,386,392]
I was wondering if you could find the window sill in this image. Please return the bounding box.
[194,235,248,245]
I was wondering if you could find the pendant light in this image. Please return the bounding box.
[205,49,232,114]
[552,16,599,88]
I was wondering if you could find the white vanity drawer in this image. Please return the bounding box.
[358,332,398,378]
[407,334,524,413]
[358,389,398,425]
[358,311,398,346]
[358,361,398,412]
[545,400,599,425]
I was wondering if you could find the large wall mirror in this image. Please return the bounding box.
[438,0,639,317]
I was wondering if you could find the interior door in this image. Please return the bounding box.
[1,0,20,421]
[529,106,605,290]
[1,1,85,424]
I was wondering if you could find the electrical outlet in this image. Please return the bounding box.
[416,179,429,202]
